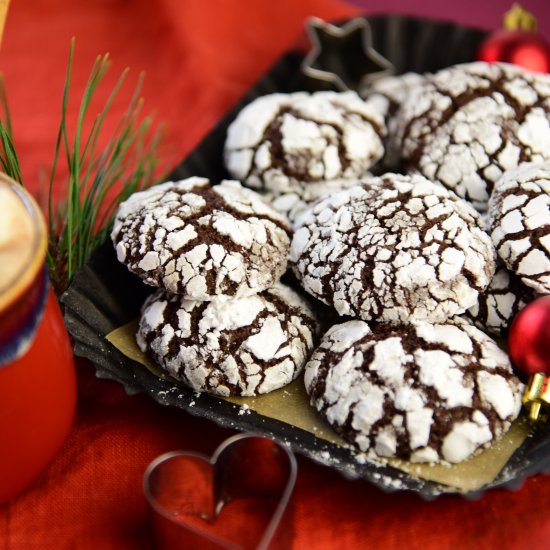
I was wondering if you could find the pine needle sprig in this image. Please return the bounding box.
[0,38,166,295]
[0,76,21,184]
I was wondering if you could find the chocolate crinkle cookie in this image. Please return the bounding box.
[370,71,428,171]
[224,91,388,194]
[137,282,319,397]
[489,162,550,295]
[304,319,524,464]
[290,173,496,323]
[396,62,550,212]
[465,262,534,338]
[263,176,367,228]
[111,177,290,300]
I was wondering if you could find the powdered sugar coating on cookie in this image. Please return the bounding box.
[304,318,524,464]
[465,262,534,337]
[137,282,319,397]
[263,177,365,228]
[111,178,291,299]
[488,162,550,295]
[397,62,550,211]
[371,71,428,108]
[224,91,387,194]
[291,173,496,323]
[371,72,428,170]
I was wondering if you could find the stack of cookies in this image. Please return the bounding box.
[283,170,525,466]
[111,177,319,397]
[220,61,550,465]
[111,60,550,466]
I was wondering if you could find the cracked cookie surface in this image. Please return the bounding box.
[290,173,496,323]
[489,162,550,295]
[263,177,366,228]
[371,71,428,171]
[111,178,290,299]
[304,318,524,464]
[465,262,534,338]
[396,62,550,212]
[224,91,387,194]
[137,282,319,397]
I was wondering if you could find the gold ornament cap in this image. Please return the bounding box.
[503,3,538,32]
[522,373,550,423]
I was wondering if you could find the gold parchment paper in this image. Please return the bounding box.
[107,321,532,493]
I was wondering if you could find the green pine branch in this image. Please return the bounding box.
[0,38,166,295]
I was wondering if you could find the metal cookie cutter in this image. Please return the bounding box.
[301,16,394,94]
[143,434,297,550]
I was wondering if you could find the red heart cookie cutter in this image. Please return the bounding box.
[143,434,297,550]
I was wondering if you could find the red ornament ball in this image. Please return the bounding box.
[508,296,550,376]
[477,29,550,73]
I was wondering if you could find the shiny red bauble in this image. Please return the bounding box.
[476,29,550,73]
[508,296,550,376]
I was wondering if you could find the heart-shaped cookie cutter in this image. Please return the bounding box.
[143,433,297,550]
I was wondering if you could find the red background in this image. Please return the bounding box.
[2,0,550,548]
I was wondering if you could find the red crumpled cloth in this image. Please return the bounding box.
[2,0,550,548]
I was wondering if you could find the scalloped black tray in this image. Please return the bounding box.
[62,15,550,498]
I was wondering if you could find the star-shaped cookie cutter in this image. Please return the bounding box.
[301,16,395,95]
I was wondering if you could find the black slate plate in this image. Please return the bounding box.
[62,15,550,498]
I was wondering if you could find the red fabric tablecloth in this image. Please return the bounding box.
[2,1,550,548]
